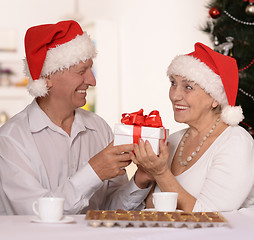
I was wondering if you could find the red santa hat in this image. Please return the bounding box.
[24,20,97,97]
[167,42,244,126]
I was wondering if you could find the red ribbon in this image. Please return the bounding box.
[121,109,165,145]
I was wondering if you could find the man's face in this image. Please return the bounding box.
[47,59,96,111]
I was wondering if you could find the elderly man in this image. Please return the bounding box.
[0,20,151,215]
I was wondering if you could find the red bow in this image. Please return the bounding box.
[121,109,165,145]
[121,109,163,127]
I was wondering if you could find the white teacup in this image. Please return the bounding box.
[32,197,65,222]
[152,192,178,212]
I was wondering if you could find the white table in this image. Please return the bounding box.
[0,208,254,240]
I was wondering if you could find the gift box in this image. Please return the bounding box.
[114,124,169,155]
[113,109,169,155]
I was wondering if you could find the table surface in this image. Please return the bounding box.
[1,208,254,240]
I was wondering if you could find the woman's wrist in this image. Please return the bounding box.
[153,168,172,183]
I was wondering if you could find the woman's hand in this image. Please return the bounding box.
[131,138,197,212]
[130,139,170,178]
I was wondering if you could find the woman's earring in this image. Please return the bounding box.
[212,100,219,109]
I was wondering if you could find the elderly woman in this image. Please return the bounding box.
[131,42,254,212]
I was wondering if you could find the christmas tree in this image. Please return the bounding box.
[202,0,254,138]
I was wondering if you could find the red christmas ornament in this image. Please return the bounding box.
[209,7,221,19]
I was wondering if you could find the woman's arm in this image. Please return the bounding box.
[130,139,196,211]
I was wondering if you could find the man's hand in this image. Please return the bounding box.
[89,142,134,181]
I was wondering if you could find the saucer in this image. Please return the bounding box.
[142,208,180,212]
[142,208,156,211]
[30,216,74,224]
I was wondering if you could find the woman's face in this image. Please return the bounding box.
[169,74,217,126]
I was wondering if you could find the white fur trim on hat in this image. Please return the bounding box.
[167,55,228,107]
[25,32,96,97]
[27,77,48,97]
[41,32,96,76]
[24,59,48,97]
[221,105,244,126]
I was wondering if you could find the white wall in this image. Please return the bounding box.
[0,0,74,83]
[118,0,212,132]
[0,0,212,178]
[1,0,211,132]
[80,0,212,132]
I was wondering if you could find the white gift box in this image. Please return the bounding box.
[113,123,169,155]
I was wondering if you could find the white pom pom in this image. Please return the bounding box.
[221,105,244,126]
[27,78,48,97]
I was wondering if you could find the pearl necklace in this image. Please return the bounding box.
[178,118,220,166]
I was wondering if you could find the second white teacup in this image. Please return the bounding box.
[32,197,65,222]
[152,192,178,212]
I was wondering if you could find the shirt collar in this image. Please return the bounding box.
[28,99,51,133]
[74,108,96,131]
[28,99,96,135]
